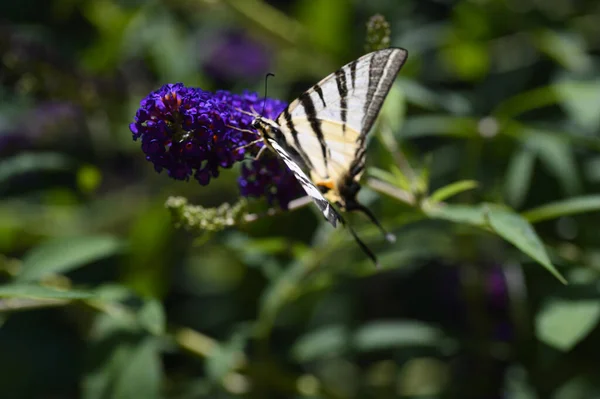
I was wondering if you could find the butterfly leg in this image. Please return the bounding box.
[346,201,396,243]
[254,145,267,160]
[226,125,259,136]
[234,139,263,152]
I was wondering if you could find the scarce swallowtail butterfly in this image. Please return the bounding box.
[250,47,408,266]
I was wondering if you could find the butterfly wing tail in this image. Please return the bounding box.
[344,220,380,268]
[345,200,396,243]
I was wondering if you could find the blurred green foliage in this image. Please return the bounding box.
[1,0,600,398]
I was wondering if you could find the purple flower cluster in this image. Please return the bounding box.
[130,83,304,208]
[239,157,305,210]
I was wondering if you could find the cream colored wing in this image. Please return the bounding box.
[275,47,408,181]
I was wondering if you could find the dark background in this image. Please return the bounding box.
[1,0,600,398]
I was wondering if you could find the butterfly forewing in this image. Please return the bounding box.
[275,48,408,184]
[267,138,342,227]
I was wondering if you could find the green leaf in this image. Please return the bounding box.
[485,204,567,284]
[401,115,478,139]
[428,180,478,204]
[17,235,126,282]
[0,152,71,189]
[83,341,136,399]
[0,284,94,300]
[353,321,442,352]
[504,147,536,208]
[554,80,600,133]
[137,299,165,336]
[113,338,162,399]
[493,85,560,120]
[532,30,592,73]
[368,166,411,191]
[426,204,486,227]
[206,333,246,382]
[522,195,600,223]
[536,299,600,351]
[292,324,347,363]
[529,130,581,196]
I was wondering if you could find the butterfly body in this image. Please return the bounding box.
[251,47,408,264]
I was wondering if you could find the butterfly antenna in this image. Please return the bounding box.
[261,73,275,116]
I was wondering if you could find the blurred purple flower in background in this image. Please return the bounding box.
[0,101,83,156]
[203,30,271,82]
[130,83,304,208]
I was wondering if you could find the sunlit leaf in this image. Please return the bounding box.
[554,80,600,133]
[536,299,600,351]
[0,284,94,300]
[428,180,478,204]
[485,204,567,284]
[206,333,246,382]
[292,324,348,362]
[425,204,486,227]
[522,195,600,223]
[532,29,592,73]
[17,235,126,282]
[353,321,442,352]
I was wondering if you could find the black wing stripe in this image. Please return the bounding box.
[299,92,329,177]
[268,138,341,227]
[313,84,326,107]
[334,68,348,133]
[349,59,357,90]
[282,107,315,170]
[361,49,407,138]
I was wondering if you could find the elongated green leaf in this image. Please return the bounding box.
[532,29,592,73]
[0,284,94,300]
[401,115,478,139]
[529,131,580,196]
[485,204,567,284]
[18,235,126,282]
[536,299,600,351]
[292,325,347,362]
[493,85,560,120]
[522,195,600,223]
[505,147,536,208]
[0,152,72,188]
[368,167,406,190]
[425,204,486,227]
[353,321,442,352]
[428,180,478,203]
[555,80,600,133]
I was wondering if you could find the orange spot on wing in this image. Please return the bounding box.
[316,180,335,190]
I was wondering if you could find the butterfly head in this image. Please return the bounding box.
[250,116,279,140]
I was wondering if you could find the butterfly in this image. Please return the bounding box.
[249,47,408,266]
